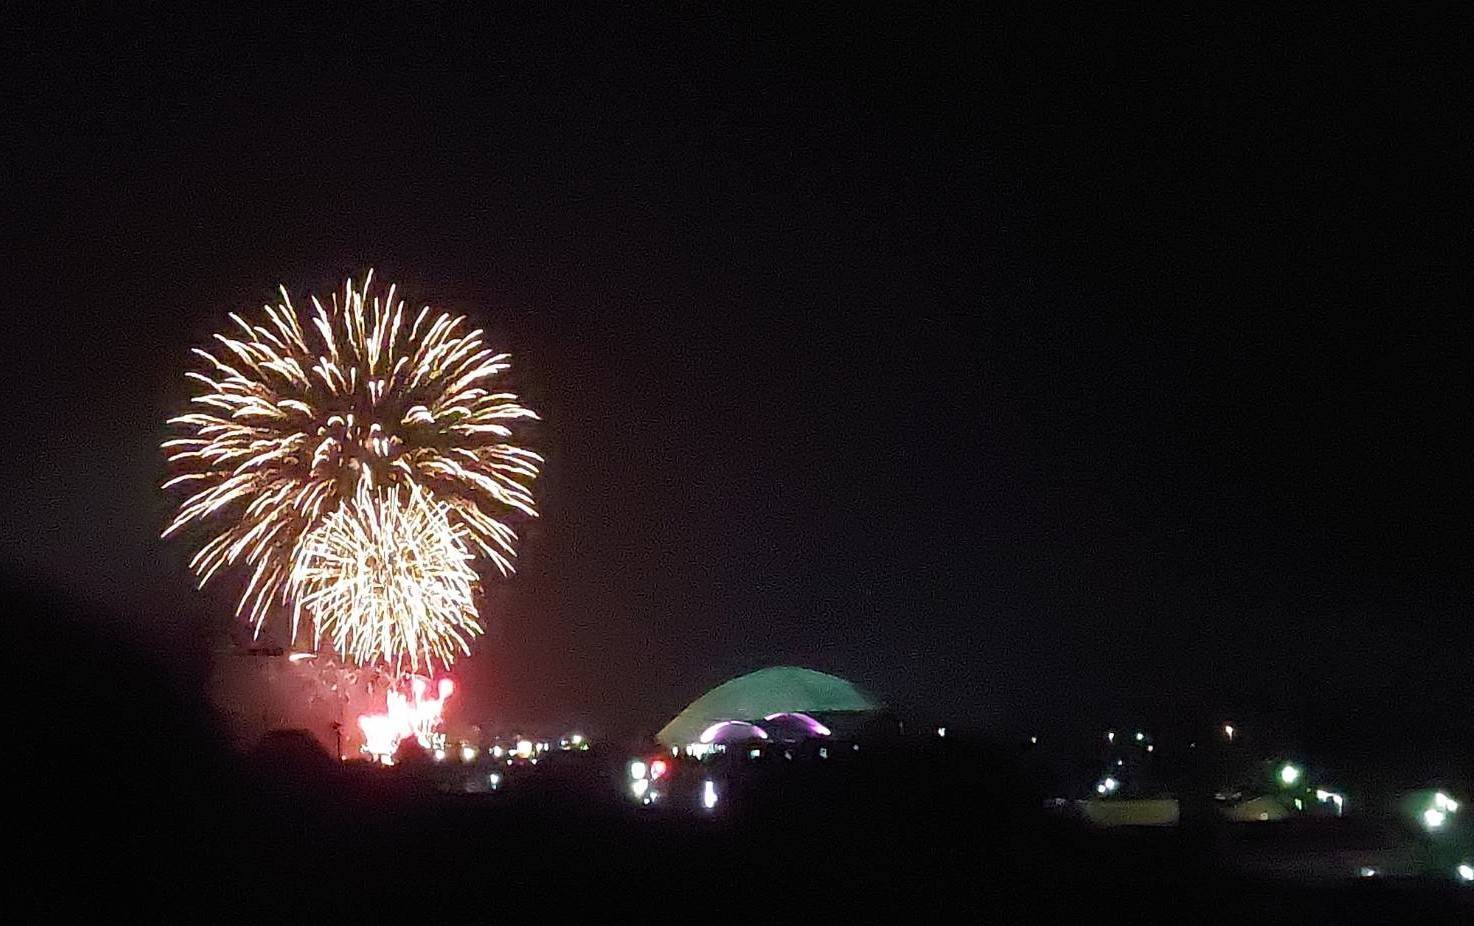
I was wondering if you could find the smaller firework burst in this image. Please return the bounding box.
[290,483,481,674]
[359,676,455,762]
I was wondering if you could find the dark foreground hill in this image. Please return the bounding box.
[6,574,1469,921]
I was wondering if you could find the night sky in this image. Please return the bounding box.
[5,10,1468,744]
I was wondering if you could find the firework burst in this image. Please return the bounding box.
[291,483,480,672]
[163,271,540,663]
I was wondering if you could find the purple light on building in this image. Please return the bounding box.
[698,720,770,744]
[763,711,833,737]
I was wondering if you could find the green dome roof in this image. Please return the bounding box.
[656,666,881,745]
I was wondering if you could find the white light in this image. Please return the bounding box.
[515,739,533,758]
[1457,864,1473,882]
[748,748,761,759]
[1223,724,1234,740]
[629,761,647,780]
[433,748,446,762]
[1423,808,1447,830]
[1146,744,1154,753]
[819,747,828,759]
[570,734,584,746]
[1434,792,1459,813]
[1359,867,1378,878]
[1135,732,1145,742]
[702,780,718,810]
[1106,731,1115,743]
[672,746,679,756]
[1096,783,1107,795]
[1294,798,1303,811]
[1117,759,1124,766]
[937,727,946,737]
[1097,776,1119,795]
[1316,790,1346,816]
[488,772,502,789]
[1030,736,1038,745]
[460,745,477,763]
[491,745,504,759]
[631,779,649,799]
[1279,763,1301,786]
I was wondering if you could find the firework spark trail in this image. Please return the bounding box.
[162,271,540,663]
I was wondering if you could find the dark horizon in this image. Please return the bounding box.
[5,10,1469,747]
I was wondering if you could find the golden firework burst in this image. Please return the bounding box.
[163,271,539,661]
[291,483,481,673]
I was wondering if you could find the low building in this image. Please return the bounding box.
[656,666,889,748]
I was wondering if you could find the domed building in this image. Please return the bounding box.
[656,666,890,747]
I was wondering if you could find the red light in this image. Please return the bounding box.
[650,759,668,780]
[357,674,455,760]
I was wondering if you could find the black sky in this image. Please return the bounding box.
[4,9,1469,742]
